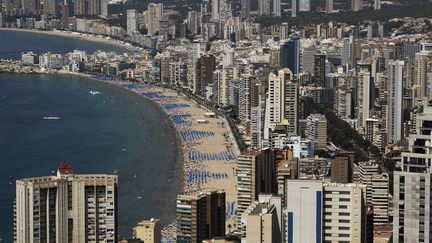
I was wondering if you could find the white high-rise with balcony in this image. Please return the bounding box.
[14,161,117,243]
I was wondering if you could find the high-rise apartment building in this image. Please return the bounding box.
[195,54,216,96]
[286,180,323,243]
[237,149,276,231]
[374,0,381,10]
[133,218,161,243]
[74,0,86,16]
[371,173,389,224]
[393,98,432,242]
[305,113,327,149]
[334,87,353,119]
[187,11,200,35]
[412,50,432,100]
[357,162,379,204]
[237,151,261,230]
[273,0,281,16]
[275,149,297,206]
[280,23,289,40]
[240,0,250,18]
[22,0,40,15]
[326,0,333,13]
[351,0,362,12]
[146,3,164,36]
[88,0,101,16]
[264,68,298,138]
[286,180,369,243]
[218,66,238,106]
[322,183,367,242]
[280,37,300,74]
[299,0,310,12]
[126,9,139,36]
[187,41,203,94]
[357,71,372,130]
[242,194,282,243]
[14,161,118,243]
[386,60,404,143]
[238,72,253,122]
[365,118,382,149]
[301,46,317,74]
[211,0,220,21]
[258,0,271,15]
[100,0,108,17]
[330,151,354,183]
[291,0,299,17]
[313,53,326,87]
[43,0,58,17]
[341,35,356,69]
[176,190,226,243]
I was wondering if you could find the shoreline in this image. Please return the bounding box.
[1,71,239,238]
[0,28,143,54]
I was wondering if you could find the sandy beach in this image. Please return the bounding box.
[0,28,143,53]
[84,77,240,234]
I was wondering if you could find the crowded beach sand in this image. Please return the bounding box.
[92,78,239,236]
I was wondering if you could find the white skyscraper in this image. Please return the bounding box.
[259,0,271,15]
[267,69,289,124]
[14,161,118,243]
[299,0,310,12]
[286,180,323,243]
[100,0,108,17]
[322,183,367,242]
[357,71,372,130]
[372,173,389,224]
[280,23,289,40]
[273,0,281,16]
[237,151,261,232]
[146,3,164,36]
[386,60,404,143]
[374,0,381,10]
[264,68,298,139]
[126,9,138,36]
[357,161,379,204]
[393,98,432,242]
[305,113,327,149]
[211,0,220,21]
[341,35,356,69]
[187,41,201,92]
[412,51,432,100]
[326,0,333,13]
[291,0,299,17]
[286,180,368,243]
[351,0,362,11]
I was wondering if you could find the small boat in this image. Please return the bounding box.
[137,196,142,199]
[89,90,101,95]
[113,170,118,174]
[43,116,60,120]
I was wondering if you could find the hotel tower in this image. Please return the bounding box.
[14,160,118,243]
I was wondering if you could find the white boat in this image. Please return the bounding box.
[89,90,101,95]
[43,116,60,120]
